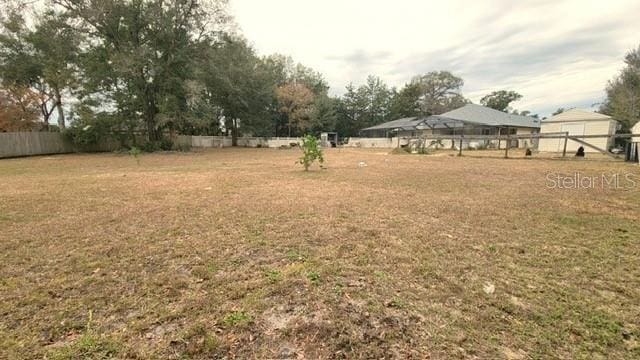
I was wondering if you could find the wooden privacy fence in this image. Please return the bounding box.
[0,133,301,158]
[0,132,71,158]
[0,132,122,159]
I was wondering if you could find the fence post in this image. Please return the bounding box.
[458,136,463,156]
[562,132,569,157]
[504,133,510,158]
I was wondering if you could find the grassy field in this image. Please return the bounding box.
[1,148,639,359]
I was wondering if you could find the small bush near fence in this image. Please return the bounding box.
[140,140,167,152]
[63,118,114,147]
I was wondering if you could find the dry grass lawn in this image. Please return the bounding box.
[1,148,639,359]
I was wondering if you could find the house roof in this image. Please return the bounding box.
[439,104,541,128]
[360,116,467,132]
[360,117,422,131]
[542,109,614,123]
[360,104,541,133]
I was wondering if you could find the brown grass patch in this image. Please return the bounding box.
[1,148,639,358]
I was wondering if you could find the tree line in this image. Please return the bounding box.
[0,0,339,145]
[1,1,638,145]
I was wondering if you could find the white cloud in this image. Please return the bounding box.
[230,0,640,117]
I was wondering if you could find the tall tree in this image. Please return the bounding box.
[309,95,337,133]
[0,86,41,131]
[54,0,230,142]
[262,54,329,96]
[410,71,469,116]
[201,36,273,145]
[262,54,329,136]
[0,9,81,129]
[334,76,393,137]
[335,83,363,137]
[358,75,392,128]
[389,81,422,119]
[276,83,314,137]
[480,90,523,112]
[601,44,640,130]
[291,63,330,96]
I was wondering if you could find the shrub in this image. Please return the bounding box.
[129,147,141,164]
[159,138,174,151]
[298,135,324,171]
[138,138,175,152]
[174,142,192,152]
[141,141,159,153]
[63,116,114,146]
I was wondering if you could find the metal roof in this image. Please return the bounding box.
[419,115,466,129]
[542,109,614,123]
[360,115,471,132]
[439,104,541,128]
[360,117,422,131]
[360,104,541,133]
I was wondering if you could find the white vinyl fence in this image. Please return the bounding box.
[186,136,302,148]
[186,136,408,149]
[343,137,402,148]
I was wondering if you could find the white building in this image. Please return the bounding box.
[632,122,640,164]
[632,121,640,139]
[538,109,619,153]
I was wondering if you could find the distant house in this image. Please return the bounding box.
[538,109,619,153]
[359,104,540,149]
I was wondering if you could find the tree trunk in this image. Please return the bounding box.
[129,123,137,147]
[143,77,159,142]
[145,97,159,142]
[146,115,159,142]
[232,118,238,146]
[54,87,65,129]
[144,97,159,142]
[40,103,51,131]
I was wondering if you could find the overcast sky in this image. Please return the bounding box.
[230,0,639,117]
